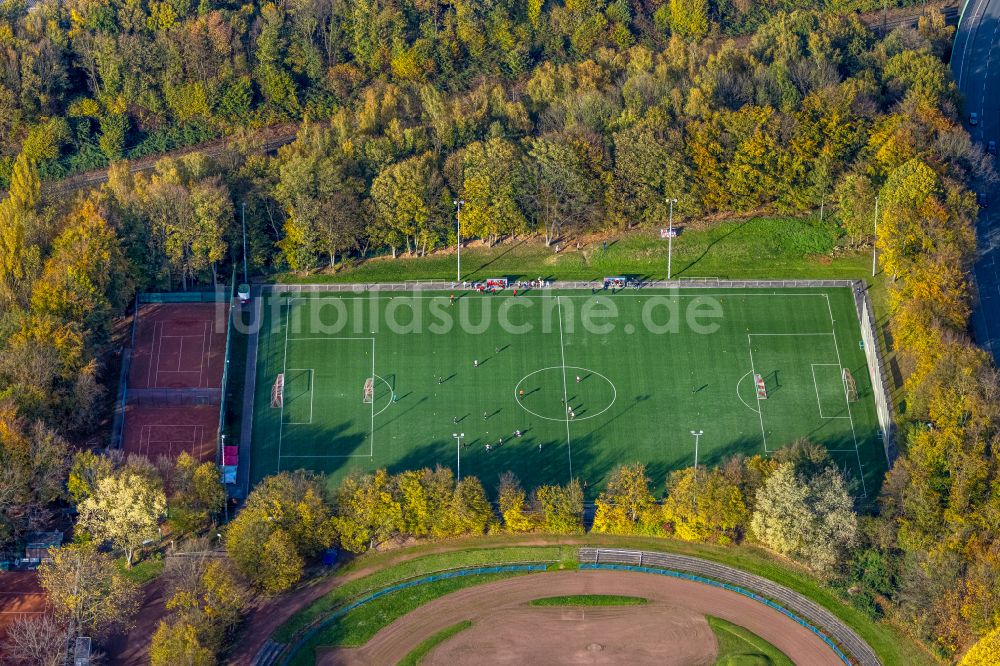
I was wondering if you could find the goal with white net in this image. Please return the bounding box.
[843,368,858,402]
[363,377,374,404]
[271,373,285,409]
[754,373,767,400]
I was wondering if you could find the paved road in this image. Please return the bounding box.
[953,0,1000,359]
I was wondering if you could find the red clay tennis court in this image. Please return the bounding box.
[129,303,228,390]
[122,408,218,461]
[0,572,47,654]
[121,302,230,463]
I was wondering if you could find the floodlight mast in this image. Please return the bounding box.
[872,196,879,278]
[667,198,678,280]
[454,200,465,283]
[241,202,248,285]
[453,432,465,480]
[691,430,704,468]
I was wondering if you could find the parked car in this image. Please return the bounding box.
[971,112,979,125]
[978,192,989,209]
[988,140,997,155]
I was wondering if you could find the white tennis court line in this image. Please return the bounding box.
[283,369,315,425]
[194,321,205,387]
[152,320,210,388]
[556,296,573,480]
[139,424,201,458]
[811,364,852,420]
[151,321,162,389]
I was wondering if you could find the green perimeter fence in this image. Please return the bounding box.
[218,269,236,465]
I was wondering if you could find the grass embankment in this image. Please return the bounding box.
[273,536,937,666]
[530,594,648,606]
[273,545,562,642]
[293,571,525,659]
[273,216,898,393]
[278,216,872,284]
[708,616,794,666]
[397,620,473,666]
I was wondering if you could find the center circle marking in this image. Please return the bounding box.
[514,366,617,422]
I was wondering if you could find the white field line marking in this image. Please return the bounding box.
[811,364,851,420]
[372,375,395,417]
[279,454,377,458]
[370,338,375,458]
[279,338,375,458]
[736,371,760,414]
[282,369,315,425]
[748,333,834,336]
[826,295,867,497]
[557,296,573,480]
[278,297,292,472]
[746,335,769,452]
[288,337,382,341]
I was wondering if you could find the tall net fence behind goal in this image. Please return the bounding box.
[271,373,284,408]
[843,368,858,402]
[363,377,374,404]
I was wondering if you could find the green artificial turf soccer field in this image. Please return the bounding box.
[249,287,886,498]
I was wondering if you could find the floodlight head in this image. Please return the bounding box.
[453,433,458,437]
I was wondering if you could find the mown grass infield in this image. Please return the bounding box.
[250,286,885,497]
[708,615,795,666]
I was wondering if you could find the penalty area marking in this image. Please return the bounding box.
[282,368,315,425]
[372,374,395,417]
[736,372,760,414]
[514,366,617,423]
[810,364,851,420]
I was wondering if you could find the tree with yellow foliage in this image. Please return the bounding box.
[958,625,1000,666]
[533,480,584,534]
[38,544,139,636]
[77,467,166,567]
[150,620,215,666]
[592,464,661,535]
[497,472,534,533]
[662,467,748,544]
